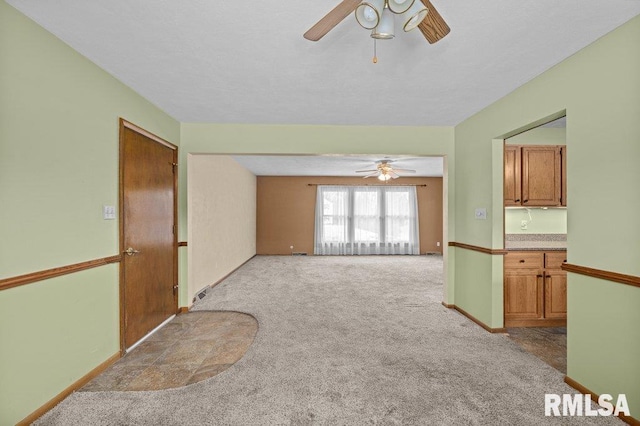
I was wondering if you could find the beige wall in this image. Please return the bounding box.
[187,155,256,303]
[257,176,443,255]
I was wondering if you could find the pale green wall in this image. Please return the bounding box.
[0,267,119,424]
[507,127,566,145]
[0,3,180,424]
[455,14,640,414]
[568,276,640,412]
[505,208,567,234]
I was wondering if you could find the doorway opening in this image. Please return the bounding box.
[501,114,567,373]
[186,153,449,305]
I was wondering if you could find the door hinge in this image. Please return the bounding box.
[173,225,176,235]
[169,162,177,173]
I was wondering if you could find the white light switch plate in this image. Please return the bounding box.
[103,205,116,220]
[474,208,487,220]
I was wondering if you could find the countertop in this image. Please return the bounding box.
[505,234,566,251]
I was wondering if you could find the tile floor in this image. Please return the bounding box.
[506,327,567,374]
[81,311,258,391]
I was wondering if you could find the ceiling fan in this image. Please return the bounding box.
[303,0,450,44]
[356,160,417,181]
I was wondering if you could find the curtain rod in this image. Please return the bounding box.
[307,183,427,187]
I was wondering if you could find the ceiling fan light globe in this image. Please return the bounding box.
[371,8,395,39]
[363,7,376,22]
[388,0,416,14]
[355,0,385,30]
[378,173,391,181]
[401,2,428,32]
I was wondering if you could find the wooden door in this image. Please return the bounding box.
[504,145,521,206]
[504,270,543,320]
[521,146,561,206]
[120,119,178,350]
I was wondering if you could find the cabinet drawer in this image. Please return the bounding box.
[505,251,544,269]
[545,252,567,270]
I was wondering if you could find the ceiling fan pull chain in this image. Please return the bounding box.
[373,39,378,64]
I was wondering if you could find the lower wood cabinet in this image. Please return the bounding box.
[504,269,543,320]
[504,250,567,327]
[544,270,567,319]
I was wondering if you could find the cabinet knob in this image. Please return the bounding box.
[519,259,525,263]
[515,199,520,202]
[537,274,543,278]
[523,199,529,203]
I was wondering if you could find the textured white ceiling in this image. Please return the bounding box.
[7,1,640,126]
[231,155,443,177]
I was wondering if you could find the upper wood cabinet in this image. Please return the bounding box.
[504,145,565,207]
[504,145,522,206]
[522,146,561,206]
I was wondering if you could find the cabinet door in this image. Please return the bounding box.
[504,270,543,319]
[561,146,567,206]
[522,146,561,206]
[504,145,522,206]
[544,272,567,319]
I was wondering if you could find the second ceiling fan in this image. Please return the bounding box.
[356,160,417,181]
[303,0,450,44]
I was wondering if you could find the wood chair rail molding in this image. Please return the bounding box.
[0,255,122,291]
[448,241,508,255]
[562,263,640,289]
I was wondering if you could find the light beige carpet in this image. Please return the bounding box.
[36,256,620,425]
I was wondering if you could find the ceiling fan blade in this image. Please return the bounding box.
[303,0,361,42]
[391,168,417,173]
[356,169,378,173]
[417,0,450,44]
[363,172,379,179]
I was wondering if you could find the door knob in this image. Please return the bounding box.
[124,247,140,256]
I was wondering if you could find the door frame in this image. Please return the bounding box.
[118,118,178,354]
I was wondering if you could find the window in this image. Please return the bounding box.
[314,185,420,255]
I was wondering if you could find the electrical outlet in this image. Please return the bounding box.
[436,242,441,247]
[103,205,116,220]
[521,220,528,230]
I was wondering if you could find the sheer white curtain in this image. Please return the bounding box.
[314,186,350,255]
[314,185,420,255]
